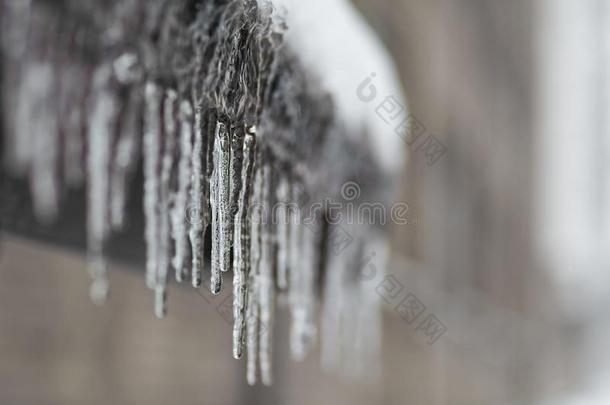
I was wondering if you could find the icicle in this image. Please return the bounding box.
[288,184,306,361]
[218,121,232,279]
[342,292,360,377]
[289,185,319,361]
[320,229,363,373]
[12,66,35,174]
[247,157,264,385]
[86,65,117,304]
[171,100,194,283]
[210,120,230,294]
[0,0,32,60]
[59,62,88,187]
[275,176,291,290]
[29,62,60,223]
[258,159,275,386]
[288,188,303,360]
[143,82,162,289]
[110,87,141,230]
[189,108,213,288]
[320,227,345,371]
[232,128,256,359]
[246,274,260,385]
[321,231,385,379]
[154,89,178,318]
[344,278,382,379]
[229,124,245,254]
[8,3,60,220]
[211,147,220,290]
[110,52,143,229]
[348,234,386,379]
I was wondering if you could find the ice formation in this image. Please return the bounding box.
[0,0,403,384]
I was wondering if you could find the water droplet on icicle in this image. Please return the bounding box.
[86,65,118,304]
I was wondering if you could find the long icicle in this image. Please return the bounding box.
[155,88,177,318]
[30,61,60,223]
[349,234,385,379]
[296,210,320,359]
[259,158,275,385]
[211,143,220,291]
[289,184,307,360]
[276,176,291,290]
[61,63,87,187]
[189,107,208,288]
[143,82,162,289]
[246,273,260,385]
[218,122,232,278]
[11,3,41,177]
[109,52,142,230]
[211,120,230,294]
[233,128,256,359]
[86,65,117,304]
[110,86,141,231]
[321,226,353,372]
[229,125,245,265]
[247,157,264,385]
[171,100,194,283]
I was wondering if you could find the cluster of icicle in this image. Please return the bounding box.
[1,0,387,383]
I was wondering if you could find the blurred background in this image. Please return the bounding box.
[2,0,610,404]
